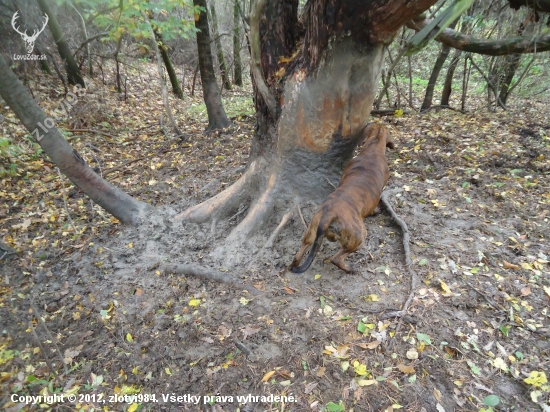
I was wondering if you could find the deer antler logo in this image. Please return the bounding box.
[11,11,49,54]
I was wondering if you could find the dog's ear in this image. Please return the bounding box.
[381,127,395,149]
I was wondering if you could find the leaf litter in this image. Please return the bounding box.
[0,66,549,411]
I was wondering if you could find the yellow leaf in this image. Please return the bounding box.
[439,280,453,296]
[365,294,380,302]
[127,243,133,248]
[189,299,201,308]
[314,274,322,280]
[524,371,547,387]
[128,403,139,412]
[165,367,172,375]
[239,297,249,306]
[394,109,403,117]
[132,366,139,375]
[126,333,133,342]
[120,385,140,395]
[262,370,275,382]
[353,361,368,376]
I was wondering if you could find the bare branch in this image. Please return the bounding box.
[408,17,550,55]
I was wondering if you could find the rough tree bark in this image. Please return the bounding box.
[233,0,243,86]
[176,0,437,265]
[210,2,232,90]
[0,55,150,225]
[193,0,231,130]
[36,0,85,86]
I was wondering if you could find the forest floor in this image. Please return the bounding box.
[1,68,549,412]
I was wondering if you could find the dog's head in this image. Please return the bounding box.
[361,123,395,149]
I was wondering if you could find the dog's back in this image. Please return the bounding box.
[289,123,394,273]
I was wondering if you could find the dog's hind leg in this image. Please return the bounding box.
[328,249,353,273]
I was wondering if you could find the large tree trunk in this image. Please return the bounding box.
[210,2,232,90]
[233,0,243,87]
[36,0,85,86]
[498,54,521,105]
[0,55,150,225]
[193,0,231,130]
[177,0,436,265]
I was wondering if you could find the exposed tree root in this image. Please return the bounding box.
[264,206,295,249]
[174,158,265,223]
[225,173,278,244]
[163,263,258,294]
[378,188,419,350]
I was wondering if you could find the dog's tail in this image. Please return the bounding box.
[290,225,324,274]
[290,212,336,274]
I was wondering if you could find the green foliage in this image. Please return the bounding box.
[188,95,254,119]
[0,137,20,177]
[73,0,201,47]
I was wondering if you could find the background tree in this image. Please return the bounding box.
[193,0,231,130]
[153,26,185,99]
[233,0,243,86]
[36,0,85,86]
[209,1,232,90]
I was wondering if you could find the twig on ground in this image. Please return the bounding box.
[420,105,465,113]
[103,146,172,176]
[70,128,116,138]
[326,177,337,190]
[463,281,506,313]
[29,321,56,377]
[31,303,69,374]
[163,263,259,295]
[56,168,77,234]
[297,205,307,229]
[233,340,254,358]
[264,207,294,249]
[228,206,248,222]
[103,156,146,176]
[379,189,419,350]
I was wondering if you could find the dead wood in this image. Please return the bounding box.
[163,263,259,295]
[379,189,419,350]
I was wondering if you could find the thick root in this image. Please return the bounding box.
[225,173,278,244]
[175,158,265,223]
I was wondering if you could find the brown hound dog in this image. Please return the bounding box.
[289,124,394,273]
